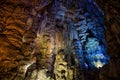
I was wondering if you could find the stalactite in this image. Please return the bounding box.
[0,0,111,80]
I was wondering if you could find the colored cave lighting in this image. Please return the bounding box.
[85,38,109,69]
[93,61,105,68]
[93,53,109,69]
[51,0,110,70]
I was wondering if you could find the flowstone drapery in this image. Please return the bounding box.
[0,0,110,80]
[20,0,109,80]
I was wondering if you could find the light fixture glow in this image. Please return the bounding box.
[93,61,105,68]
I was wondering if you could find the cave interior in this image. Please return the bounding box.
[0,0,120,80]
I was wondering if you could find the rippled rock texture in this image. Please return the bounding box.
[0,0,120,80]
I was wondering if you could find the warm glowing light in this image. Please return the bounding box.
[93,61,105,68]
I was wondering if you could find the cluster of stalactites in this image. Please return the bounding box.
[51,0,109,69]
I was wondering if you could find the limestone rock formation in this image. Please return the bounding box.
[0,0,120,80]
[95,0,120,79]
[54,50,73,80]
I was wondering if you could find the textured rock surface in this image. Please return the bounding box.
[0,1,29,79]
[94,0,120,79]
[0,0,120,80]
[54,50,73,80]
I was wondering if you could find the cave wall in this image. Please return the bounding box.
[0,0,47,79]
[0,0,30,79]
[0,0,120,80]
[94,0,120,79]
